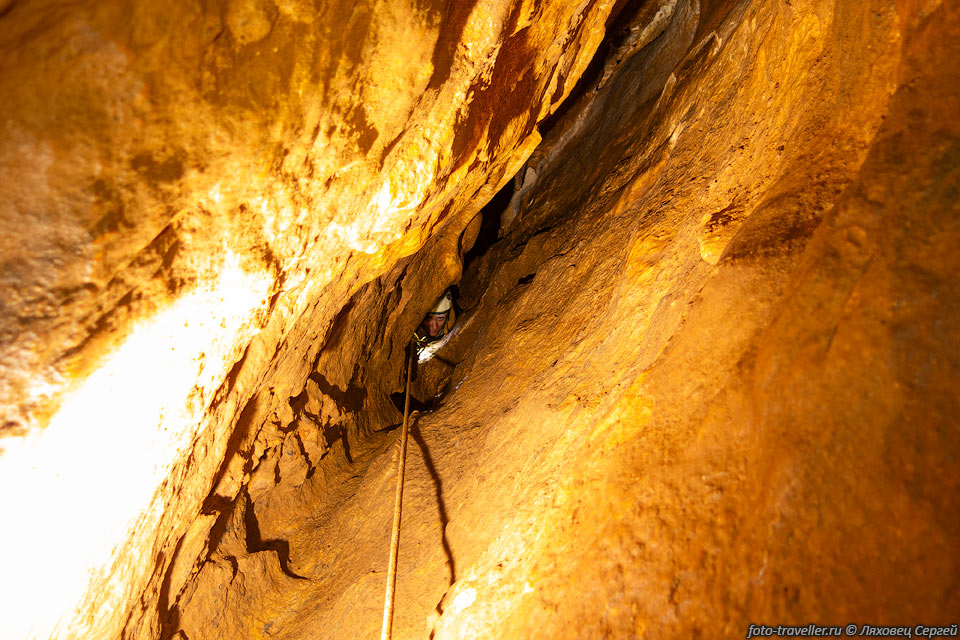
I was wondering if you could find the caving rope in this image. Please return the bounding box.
[380,340,416,640]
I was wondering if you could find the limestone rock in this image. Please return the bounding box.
[277,431,309,488]
[1,0,958,638]
[248,448,279,503]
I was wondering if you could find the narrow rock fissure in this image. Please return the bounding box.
[462,180,513,275]
[2,1,956,638]
[176,2,791,634]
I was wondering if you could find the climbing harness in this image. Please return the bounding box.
[380,341,415,640]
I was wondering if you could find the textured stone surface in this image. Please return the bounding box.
[2,0,959,638]
[175,0,960,637]
[0,0,614,637]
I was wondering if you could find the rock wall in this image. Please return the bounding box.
[1,0,958,638]
[0,0,617,637]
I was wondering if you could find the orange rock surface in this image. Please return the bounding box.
[1,0,958,638]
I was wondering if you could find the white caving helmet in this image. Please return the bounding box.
[428,289,453,315]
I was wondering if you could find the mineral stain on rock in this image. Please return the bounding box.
[131,151,186,185]
[0,0,958,639]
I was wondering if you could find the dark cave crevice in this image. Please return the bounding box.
[462,178,514,276]
[537,0,657,140]
[243,491,308,581]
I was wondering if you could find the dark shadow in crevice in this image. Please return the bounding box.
[199,498,236,563]
[390,391,434,415]
[157,544,180,638]
[0,2,19,20]
[243,491,308,581]
[222,554,239,580]
[537,0,652,139]
[163,625,189,640]
[409,418,456,588]
[322,422,353,464]
[427,0,480,92]
[287,390,309,423]
[308,370,367,414]
[201,383,258,513]
[462,178,514,274]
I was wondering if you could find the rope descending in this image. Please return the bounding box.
[380,342,416,640]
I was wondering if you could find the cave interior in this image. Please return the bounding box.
[0,0,958,639]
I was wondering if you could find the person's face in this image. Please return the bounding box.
[422,312,447,337]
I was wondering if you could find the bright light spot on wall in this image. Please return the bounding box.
[0,254,271,639]
[450,587,477,614]
[365,140,438,243]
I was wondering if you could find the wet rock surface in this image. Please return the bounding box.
[2,0,959,638]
